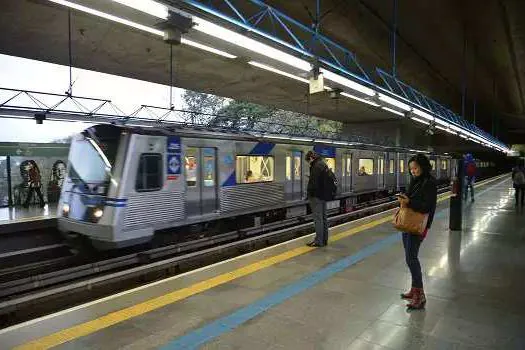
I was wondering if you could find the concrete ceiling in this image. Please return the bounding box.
[263,0,525,143]
[0,0,521,150]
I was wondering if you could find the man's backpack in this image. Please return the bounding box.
[466,162,476,177]
[514,170,525,186]
[320,166,338,201]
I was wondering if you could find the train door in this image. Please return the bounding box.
[378,155,385,188]
[342,153,352,192]
[285,151,303,200]
[185,147,218,216]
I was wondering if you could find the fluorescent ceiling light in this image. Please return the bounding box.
[333,141,350,145]
[435,125,448,132]
[49,1,237,59]
[381,106,405,117]
[433,118,450,128]
[182,39,236,58]
[341,92,380,107]
[320,69,375,96]
[49,0,164,36]
[378,94,411,111]
[315,139,334,144]
[110,0,168,19]
[412,108,434,121]
[264,135,290,140]
[290,136,313,142]
[193,17,311,71]
[411,117,430,125]
[248,61,308,83]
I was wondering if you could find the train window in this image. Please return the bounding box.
[236,156,275,184]
[379,158,384,175]
[389,159,394,174]
[324,158,336,172]
[185,152,198,187]
[399,159,405,173]
[135,153,162,192]
[430,160,436,170]
[358,159,374,176]
[286,156,292,181]
[202,148,215,187]
[294,155,301,180]
[441,160,448,170]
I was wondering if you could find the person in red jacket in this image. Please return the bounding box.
[23,160,45,208]
[464,153,476,202]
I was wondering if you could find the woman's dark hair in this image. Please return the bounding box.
[408,154,432,176]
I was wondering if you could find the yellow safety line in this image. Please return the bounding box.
[13,175,507,350]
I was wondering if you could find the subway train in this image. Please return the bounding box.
[57,124,457,249]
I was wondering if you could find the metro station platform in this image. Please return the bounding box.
[0,205,57,234]
[2,175,524,350]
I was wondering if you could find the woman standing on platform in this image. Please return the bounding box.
[397,154,437,309]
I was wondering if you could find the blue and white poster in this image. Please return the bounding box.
[167,136,181,180]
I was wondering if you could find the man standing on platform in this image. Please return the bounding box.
[305,150,329,247]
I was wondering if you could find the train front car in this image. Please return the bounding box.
[57,125,127,249]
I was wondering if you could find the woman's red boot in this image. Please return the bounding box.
[406,288,426,309]
[400,287,416,299]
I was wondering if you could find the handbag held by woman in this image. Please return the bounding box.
[393,204,429,235]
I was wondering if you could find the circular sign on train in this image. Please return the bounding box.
[168,155,180,175]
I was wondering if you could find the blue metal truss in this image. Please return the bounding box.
[176,0,372,84]
[175,0,506,149]
[376,69,505,147]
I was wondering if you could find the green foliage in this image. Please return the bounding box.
[181,90,342,137]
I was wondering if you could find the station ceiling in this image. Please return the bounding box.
[0,0,522,150]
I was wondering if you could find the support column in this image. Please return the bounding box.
[449,158,464,231]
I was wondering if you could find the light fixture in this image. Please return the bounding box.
[381,106,405,117]
[182,39,237,58]
[378,93,411,111]
[412,108,434,121]
[434,125,448,132]
[411,117,430,125]
[333,140,351,145]
[248,61,309,83]
[49,0,164,36]
[320,69,375,96]
[110,0,168,19]
[48,1,236,59]
[290,136,314,142]
[264,134,291,140]
[341,92,380,107]
[314,139,334,144]
[193,17,311,71]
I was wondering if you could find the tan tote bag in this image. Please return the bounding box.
[393,178,429,235]
[393,205,429,235]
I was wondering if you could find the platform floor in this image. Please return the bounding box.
[2,175,524,350]
[0,204,56,225]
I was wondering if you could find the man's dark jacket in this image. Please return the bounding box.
[307,158,328,200]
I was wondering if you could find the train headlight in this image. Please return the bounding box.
[93,208,104,219]
[62,203,70,217]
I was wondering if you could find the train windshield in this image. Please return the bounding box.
[68,127,120,192]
